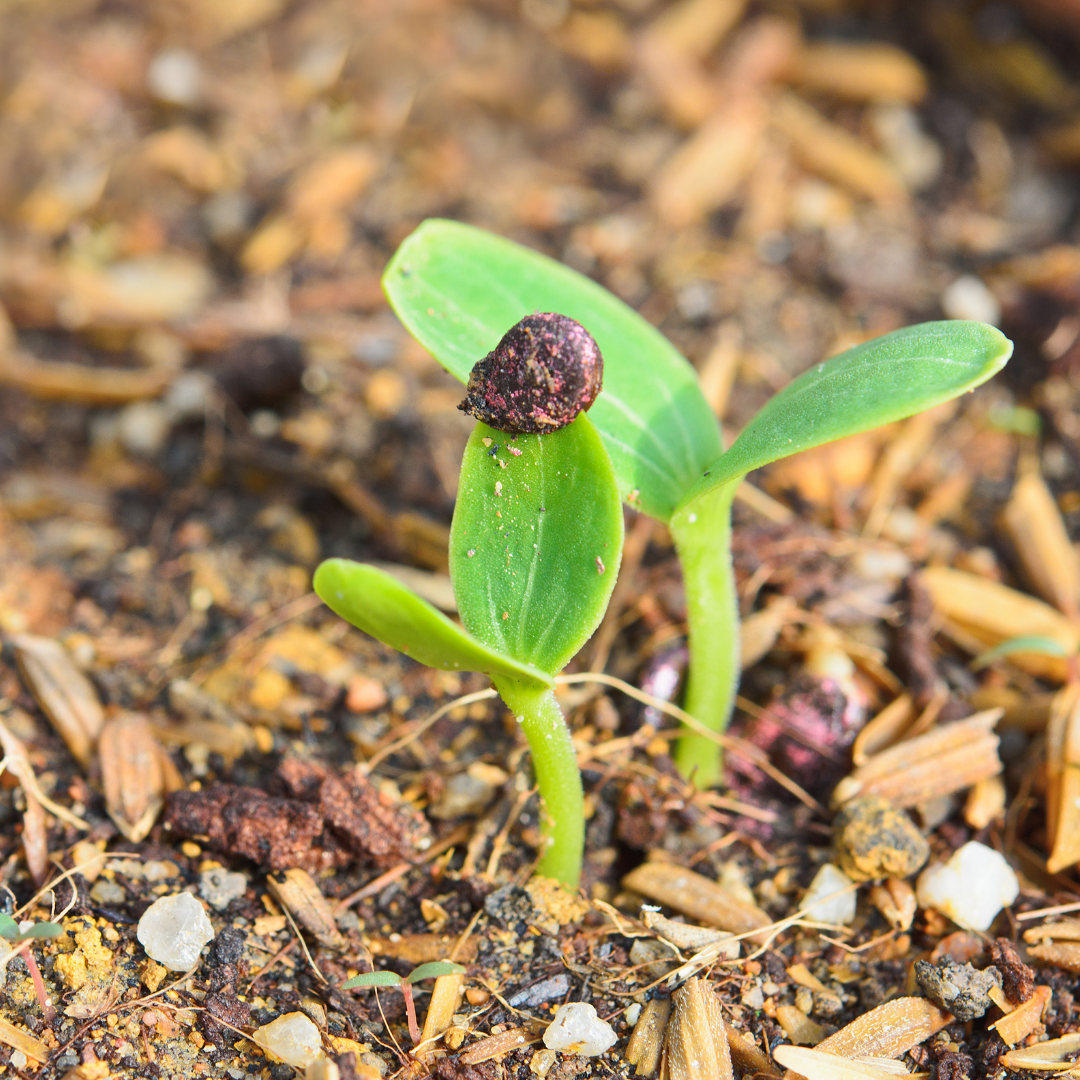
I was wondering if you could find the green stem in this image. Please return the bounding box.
[492,678,584,889]
[669,481,740,789]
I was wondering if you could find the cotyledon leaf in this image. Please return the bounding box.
[383,218,721,523]
[449,415,623,677]
[678,320,1013,509]
[313,560,552,690]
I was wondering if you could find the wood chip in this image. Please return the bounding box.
[815,997,952,1058]
[626,998,671,1077]
[726,1028,777,1077]
[663,978,732,1080]
[832,709,1002,808]
[367,933,478,964]
[641,910,740,955]
[622,862,772,945]
[0,1016,49,1063]
[460,1027,529,1064]
[99,713,183,842]
[991,984,1051,1046]
[415,971,465,1062]
[266,868,347,949]
[852,694,915,766]
[13,633,104,768]
[920,567,1080,682]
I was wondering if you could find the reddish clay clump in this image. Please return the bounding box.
[458,312,602,433]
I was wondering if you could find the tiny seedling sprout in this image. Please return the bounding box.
[0,912,62,1021]
[342,961,466,1045]
[315,316,623,889]
[382,219,1014,789]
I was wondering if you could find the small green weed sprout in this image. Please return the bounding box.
[0,912,62,1021]
[315,407,623,889]
[382,219,1014,789]
[342,961,465,1044]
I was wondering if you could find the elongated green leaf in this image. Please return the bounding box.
[450,416,623,676]
[343,971,404,989]
[405,961,466,984]
[313,561,552,690]
[972,635,1070,669]
[383,218,721,522]
[20,922,62,939]
[680,321,1012,508]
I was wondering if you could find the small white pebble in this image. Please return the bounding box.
[916,840,1019,932]
[137,892,214,971]
[200,867,249,910]
[253,1012,324,1069]
[801,863,857,926]
[941,275,1000,325]
[147,48,203,107]
[624,1003,641,1027]
[543,1003,617,1057]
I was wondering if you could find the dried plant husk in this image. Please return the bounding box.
[415,971,465,1063]
[991,985,1051,1046]
[920,568,1079,682]
[852,694,915,766]
[623,863,771,944]
[814,997,952,1058]
[662,978,732,1080]
[832,710,1002,808]
[266,868,346,949]
[1001,1032,1080,1071]
[1002,467,1080,619]
[1045,682,1080,872]
[98,713,183,842]
[1023,919,1080,943]
[626,998,672,1077]
[459,1028,529,1064]
[773,1046,911,1080]
[13,634,103,769]
[1025,942,1080,972]
[868,878,917,931]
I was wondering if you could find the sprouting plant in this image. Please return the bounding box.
[315,332,623,888]
[0,912,62,1021]
[342,961,466,1045]
[381,219,1014,789]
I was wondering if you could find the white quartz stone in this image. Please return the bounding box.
[916,841,1019,932]
[802,864,857,926]
[543,1003,617,1057]
[253,1012,324,1068]
[200,867,249,911]
[941,275,1000,325]
[137,892,214,971]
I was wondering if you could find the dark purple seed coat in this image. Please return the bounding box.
[458,312,603,434]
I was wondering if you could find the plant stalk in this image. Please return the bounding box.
[492,678,584,889]
[669,481,740,789]
[15,940,55,1023]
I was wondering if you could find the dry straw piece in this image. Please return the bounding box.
[1002,1032,1080,1072]
[460,1028,529,1065]
[868,878,917,932]
[773,1046,911,1080]
[991,985,1051,1046]
[832,709,1002,808]
[12,634,103,769]
[662,978,732,1080]
[98,713,183,842]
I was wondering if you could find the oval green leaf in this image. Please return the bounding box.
[21,922,63,939]
[0,914,19,940]
[680,321,1013,508]
[343,971,404,990]
[313,560,552,690]
[405,961,466,984]
[449,416,623,676]
[383,218,721,522]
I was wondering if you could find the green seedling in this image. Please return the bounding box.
[342,961,466,1044]
[0,913,62,1021]
[315,413,623,888]
[382,218,1014,788]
